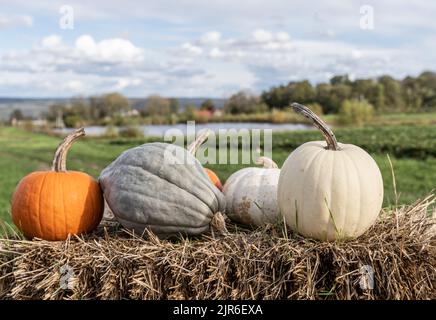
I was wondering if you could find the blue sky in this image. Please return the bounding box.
[0,0,435,97]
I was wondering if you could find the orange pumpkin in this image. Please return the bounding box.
[11,128,104,241]
[204,168,223,191]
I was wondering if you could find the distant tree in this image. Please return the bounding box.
[9,109,24,123]
[330,74,351,85]
[143,95,170,116]
[88,96,102,119]
[326,84,352,113]
[261,80,315,109]
[184,104,197,119]
[224,91,267,114]
[261,85,286,109]
[70,96,91,120]
[338,99,374,126]
[315,83,332,113]
[351,79,385,110]
[102,92,130,117]
[200,99,216,112]
[63,115,84,128]
[261,71,435,115]
[288,80,316,104]
[416,71,436,109]
[87,93,129,119]
[169,98,180,114]
[402,76,423,111]
[378,75,404,111]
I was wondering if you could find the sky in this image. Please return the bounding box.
[0,0,435,98]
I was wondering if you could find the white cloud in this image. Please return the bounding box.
[116,78,142,90]
[209,47,224,58]
[75,35,143,62]
[252,29,273,42]
[200,31,221,44]
[0,29,430,97]
[171,29,429,91]
[66,80,84,92]
[0,14,33,28]
[276,32,290,42]
[40,35,63,49]
[75,35,97,55]
[0,34,232,97]
[181,42,203,55]
[1,0,436,99]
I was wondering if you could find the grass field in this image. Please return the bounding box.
[0,125,435,224]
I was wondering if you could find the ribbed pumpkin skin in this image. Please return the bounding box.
[12,171,104,241]
[278,141,383,241]
[205,168,223,191]
[99,142,225,237]
[223,167,280,226]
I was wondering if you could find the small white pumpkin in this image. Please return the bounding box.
[278,103,383,241]
[223,157,281,226]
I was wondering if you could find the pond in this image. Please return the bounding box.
[57,122,311,137]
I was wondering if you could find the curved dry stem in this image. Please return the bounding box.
[187,129,212,154]
[255,156,278,169]
[291,102,339,151]
[52,128,86,172]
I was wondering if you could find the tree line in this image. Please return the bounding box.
[8,71,436,127]
[259,71,436,114]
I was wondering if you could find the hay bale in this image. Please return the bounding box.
[0,195,435,300]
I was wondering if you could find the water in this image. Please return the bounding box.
[57,122,311,137]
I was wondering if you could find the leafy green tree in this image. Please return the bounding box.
[378,75,404,111]
[63,115,84,128]
[102,92,130,116]
[288,80,316,104]
[70,96,92,120]
[330,74,351,85]
[338,99,374,126]
[200,99,216,112]
[402,76,423,111]
[351,79,385,110]
[261,72,436,114]
[416,71,436,109]
[143,95,170,116]
[224,91,266,114]
[261,85,286,109]
[169,98,180,114]
[88,93,129,119]
[315,83,332,113]
[327,84,352,113]
[262,80,316,109]
[184,104,197,119]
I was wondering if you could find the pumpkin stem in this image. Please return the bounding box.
[187,129,212,154]
[291,102,339,151]
[52,128,86,172]
[256,156,278,169]
[210,211,228,237]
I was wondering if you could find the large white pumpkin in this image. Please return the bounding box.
[278,103,383,241]
[223,157,281,226]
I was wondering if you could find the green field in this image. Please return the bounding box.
[0,125,435,224]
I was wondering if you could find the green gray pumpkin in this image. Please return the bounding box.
[99,142,226,237]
